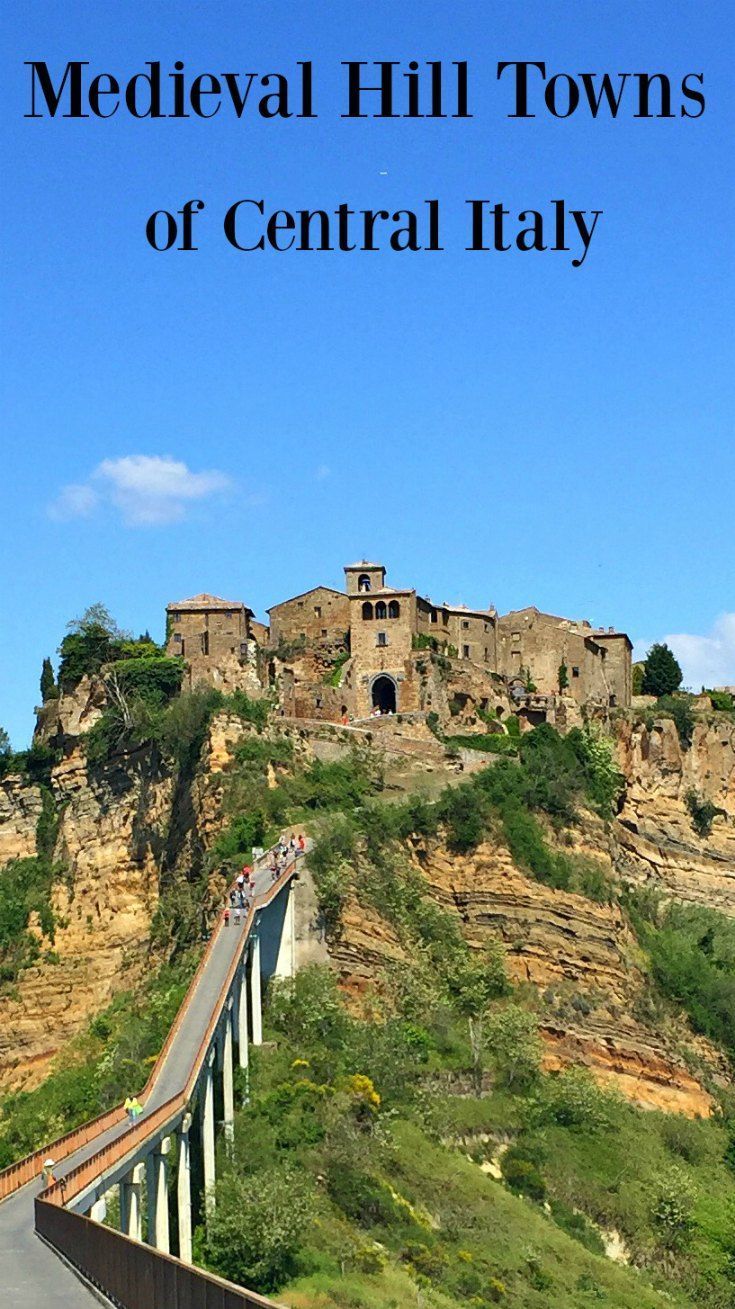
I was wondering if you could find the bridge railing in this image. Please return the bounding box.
[0,846,297,1203]
[35,1198,283,1309]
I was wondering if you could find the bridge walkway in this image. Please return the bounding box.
[0,856,284,1306]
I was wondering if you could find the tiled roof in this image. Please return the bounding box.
[167,593,247,612]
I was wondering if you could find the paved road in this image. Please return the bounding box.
[0,855,293,1306]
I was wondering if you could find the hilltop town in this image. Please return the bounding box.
[164,558,632,732]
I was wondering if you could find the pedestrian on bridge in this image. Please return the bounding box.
[124,1096,135,1124]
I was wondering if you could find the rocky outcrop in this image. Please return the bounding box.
[0,744,173,1091]
[613,716,735,912]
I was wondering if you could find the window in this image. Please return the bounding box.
[362,601,373,620]
[201,631,209,656]
[463,644,470,658]
[314,606,322,617]
[430,609,437,624]
[225,611,234,619]
[511,631,521,641]
[297,601,304,608]
[321,629,327,637]
[173,632,182,644]
[172,613,181,624]
[358,574,371,592]
[462,620,470,630]
[375,600,387,620]
[377,632,387,647]
[388,600,400,619]
[484,647,489,660]
[572,666,580,678]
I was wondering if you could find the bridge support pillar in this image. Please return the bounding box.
[237,963,249,1068]
[250,933,263,1046]
[120,1162,144,1242]
[201,1052,216,1213]
[177,1114,192,1264]
[274,882,296,979]
[223,1002,235,1147]
[89,1194,106,1224]
[147,1136,171,1253]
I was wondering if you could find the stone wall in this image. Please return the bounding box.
[269,587,349,652]
[497,609,614,706]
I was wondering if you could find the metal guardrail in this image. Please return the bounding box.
[35,1199,284,1309]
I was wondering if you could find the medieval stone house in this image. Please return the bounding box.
[165,593,258,692]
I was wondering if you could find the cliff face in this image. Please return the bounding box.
[326,834,715,1118]
[1,702,733,1111]
[0,744,172,1090]
[613,716,735,912]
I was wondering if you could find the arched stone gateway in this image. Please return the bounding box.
[371,674,397,714]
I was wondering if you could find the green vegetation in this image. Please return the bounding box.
[0,786,65,984]
[647,694,695,749]
[196,963,726,1308]
[685,789,726,838]
[40,657,58,703]
[707,689,734,713]
[0,952,198,1167]
[58,604,164,692]
[323,651,350,686]
[627,894,735,1062]
[211,743,382,876]
[641,643,683,698]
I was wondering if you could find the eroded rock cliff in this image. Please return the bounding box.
[613,715,735,912]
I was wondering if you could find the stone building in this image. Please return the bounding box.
[496,607,632,708]
[344,561,497,718]
[267,586,350,653]
[166,593,260,693]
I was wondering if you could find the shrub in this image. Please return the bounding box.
[708,689,735,713]
[204,1166,314,1292]
[538,1067,616,1133]
[685,788,723,838]
[485,1006,542,1090]
[501,1143,547,1201]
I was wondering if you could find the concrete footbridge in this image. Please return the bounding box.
[0,847,305,1308]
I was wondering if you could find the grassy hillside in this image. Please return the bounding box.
[3,720,735,1307]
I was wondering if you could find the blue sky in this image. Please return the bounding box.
[1,0,733,745]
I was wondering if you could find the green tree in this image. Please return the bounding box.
[204,1166,314,1292]
[558,662,569,692]
[0,727,10,758]
[485,1005,542,1090]
[447,947,510,1091]
[641,643,682,697]
[40,658,57,702]
[58,605,124,691]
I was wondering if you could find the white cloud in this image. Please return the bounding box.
[315,464,331,481]
[48,455,231,527]
[635,613,735,691]
[47,482,99,521]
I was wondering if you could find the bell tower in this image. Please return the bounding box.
[344,560,386,595]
